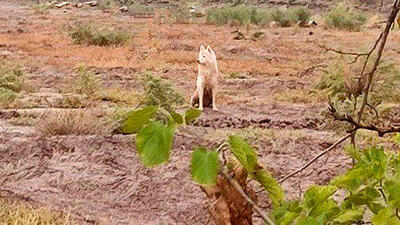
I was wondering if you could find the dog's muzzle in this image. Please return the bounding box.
[196,59,201,64]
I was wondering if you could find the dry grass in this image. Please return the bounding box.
[98,87,139,106]
[0,199,74,225]
[36,110,108,136]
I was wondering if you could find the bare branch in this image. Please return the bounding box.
[278,134,351,183]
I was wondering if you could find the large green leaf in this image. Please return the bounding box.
[190,147,219,186]
[136,121,174,167]
[303,185,337,209]
[372,208,400,225]
[169,109,184,125]
[228,135,257,173]
[333,208,364,224]
[270,201,302,225]
[384,180,400,209]
[119,106,157,134]
[254,170,284,206]
[184,108,202,124]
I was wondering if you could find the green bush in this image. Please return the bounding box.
[68,23,131,46]
[0,64,24,106]
[206,5,271,26]
[324,2,367,31]
[271,7,311,27]
[141,73,184,110]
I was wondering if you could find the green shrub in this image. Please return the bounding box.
[206,5,271,26]
[324,2,367,31]
[271,7,311,27]
[0,64,25,106]
[68,23,131,46]
[141,73,184,110]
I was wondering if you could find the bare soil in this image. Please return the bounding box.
[1,1,400,224]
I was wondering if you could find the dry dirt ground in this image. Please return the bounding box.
[2,1,400,224]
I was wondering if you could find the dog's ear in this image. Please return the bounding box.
[200,45,206,52]
[209,47,216,59]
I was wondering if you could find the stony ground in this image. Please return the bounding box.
[1,1,400,224]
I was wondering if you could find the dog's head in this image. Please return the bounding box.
[197,45,216,66]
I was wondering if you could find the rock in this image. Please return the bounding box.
[55,1,70,8]
[49,0,58,5]
[63,9,67,13]
[76,2,83,8]
[119,6,128,12]
[84,1,98,6]
[0,50,12,57]
[269,21,279,28]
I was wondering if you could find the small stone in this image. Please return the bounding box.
[55,1,70,8]
[119,6,128,12]
[63,9,67,13]
[76,2,83,8]
[269,21,279,28]
[84,1,98,6]
[0,50,12,57]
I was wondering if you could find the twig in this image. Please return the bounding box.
[320,45,369,64]
[278,134,351,183]
[358,0,400,122]
[221,168,276,225]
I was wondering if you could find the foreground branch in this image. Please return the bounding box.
[278,134,352,183]
[221,169,276,225]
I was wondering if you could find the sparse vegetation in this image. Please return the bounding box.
[206,5,271,26]
[0,199,74,225]
[324,2,367,31]
[30,2,52,14]
[63,65,100,99]
[36,110,107,135]
[0,62,25,107]
[271,7,311,27]
[67,23,131,46]
[141,73,184,110]
[206,5,311,27]
[99,87,139,106]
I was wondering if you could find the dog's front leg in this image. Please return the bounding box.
[197,83,204,111]
[212,87,218,111]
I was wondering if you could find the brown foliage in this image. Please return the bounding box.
[202,167,256,225]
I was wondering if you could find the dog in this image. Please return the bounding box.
[190,45,219,111]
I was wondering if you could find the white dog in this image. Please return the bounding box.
[190,45,219,111]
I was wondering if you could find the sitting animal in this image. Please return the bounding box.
[190,45,219,111]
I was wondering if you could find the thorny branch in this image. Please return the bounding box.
[278,134,352,183]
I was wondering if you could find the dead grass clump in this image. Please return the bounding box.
[0,199,74,225]
[36,110,107,136]
[67,23,131,46]
[98,87,139,106]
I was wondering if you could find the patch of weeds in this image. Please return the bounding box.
[270,7,311,27]
[228,72,249,79]
[323,2,367,31]
[0,199,74,225]
[206,5,271,26]
[0,62,27,107]
[7,115,37,126]
[59,94,86,108]
[36,110,107,136]
[67,23,131,46]
[98,87,139,106]
[141,72,184,110]
[273,89,324,104]
[30,2,52,14]
[171,5,192,24]
[64,65,101,98]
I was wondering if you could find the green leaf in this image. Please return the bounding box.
[384,180,400,209]
[393,133,400,146]
[169,109,183,125]
[119,106,157,134]
[228,135,257,173]
[372,208,400,225]
[270,200,302,225]
[333,208,364,224]
[254,170,284,206]
[297,216,323,225]
[184,108,202,124]
[303,185,337,209]
[190,147,219,186]
[136,121,174,167]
